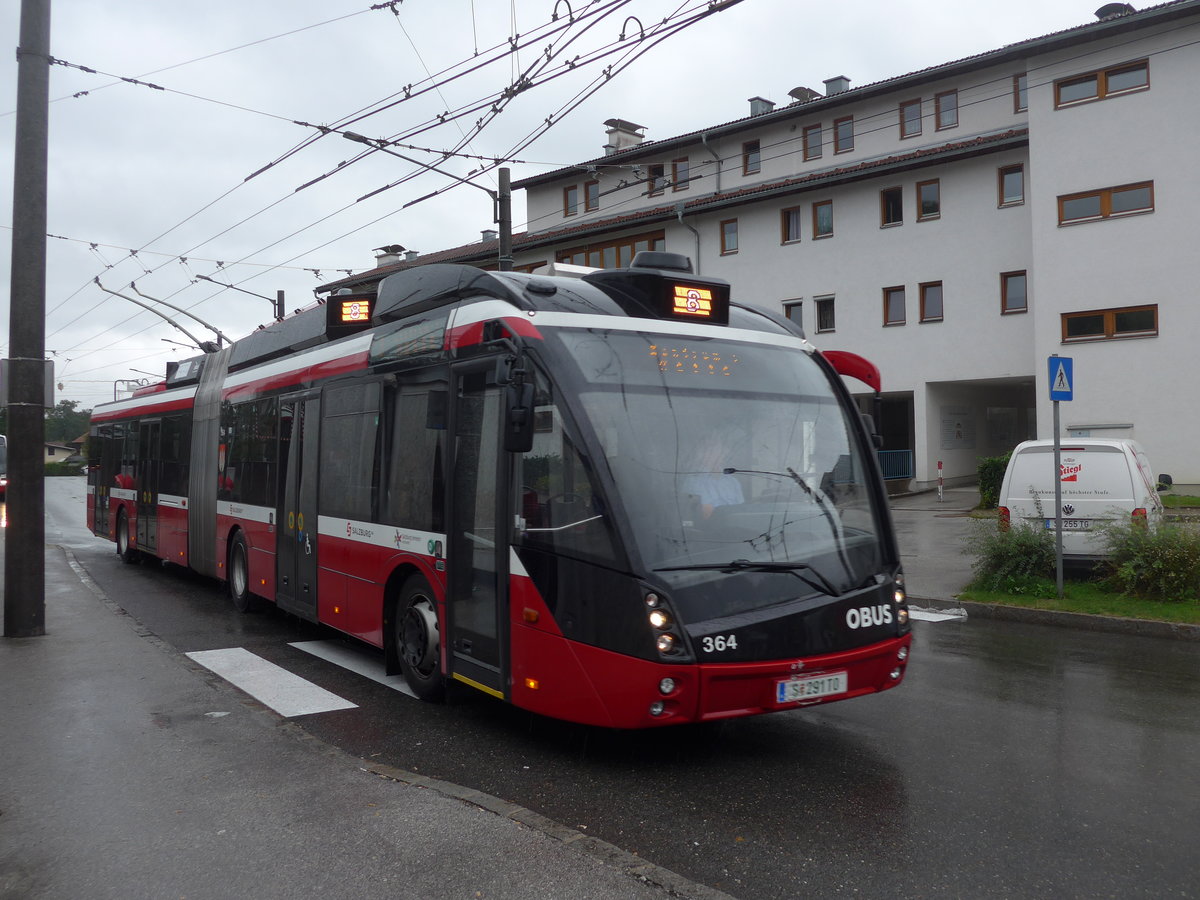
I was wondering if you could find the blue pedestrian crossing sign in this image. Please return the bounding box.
[1048,356,1074,401]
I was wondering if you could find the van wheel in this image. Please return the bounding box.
[395,575,445,702]
[116,510,139,564]
[229,533,259,613]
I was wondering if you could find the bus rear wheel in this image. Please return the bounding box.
[395,576,445,702]
[228,533,259,613]
[116,510,139,564]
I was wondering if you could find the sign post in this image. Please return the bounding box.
[1048,355,1074,598]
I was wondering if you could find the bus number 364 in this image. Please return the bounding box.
[701,634,738,653]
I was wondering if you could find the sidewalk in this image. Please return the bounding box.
[0,545,730,900]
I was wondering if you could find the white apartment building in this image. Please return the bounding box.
[320,0,1200,490]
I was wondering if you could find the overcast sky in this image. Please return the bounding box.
[2,0,1103,410]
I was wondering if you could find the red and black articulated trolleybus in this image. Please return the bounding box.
[87,252,911,728]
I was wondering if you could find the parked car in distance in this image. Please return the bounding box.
[998,438,1170,561]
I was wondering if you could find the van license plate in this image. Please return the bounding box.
[1045,518,1093,530]
[777,672,848,703]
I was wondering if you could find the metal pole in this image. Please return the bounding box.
[4,0,51,638]
[498,168,513,272]
[1053,398,1064,599]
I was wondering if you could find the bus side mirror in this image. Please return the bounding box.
[505,382,535,453]
[861,412,883,450]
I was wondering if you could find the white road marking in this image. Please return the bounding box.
[290,640,417,699]
[186,647,358,717]
[909,607,967,622]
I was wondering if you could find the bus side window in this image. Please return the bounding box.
[382,389,445,533]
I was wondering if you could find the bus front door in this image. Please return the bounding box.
[136,419,160,553]
[447,366,507,699]
[276,394,321,622]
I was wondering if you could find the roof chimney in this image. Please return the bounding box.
[603,118,646,155]
[748,96,775,116]
[823,75,851,96]
[405,250,420,262]
[788,86,822,103]
[373,244,406,267]
[481,229,498,242]
[1094,3,1135,18]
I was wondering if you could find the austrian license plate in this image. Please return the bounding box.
[1045,518,1093,530]
[776,671,848,703]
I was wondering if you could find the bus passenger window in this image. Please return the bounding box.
[516,377,616,564]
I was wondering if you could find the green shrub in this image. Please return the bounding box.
[976,452,1012,510]
[1099,521,1200,601]
[45,461,85,477]
[966,518,1056,594]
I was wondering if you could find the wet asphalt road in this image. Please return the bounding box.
[39,479,1200,897]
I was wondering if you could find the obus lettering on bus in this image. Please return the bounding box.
[845,605,893,629]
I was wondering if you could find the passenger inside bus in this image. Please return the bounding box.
[682,430,745,519]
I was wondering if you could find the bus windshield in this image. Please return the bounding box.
[546,328,886,602]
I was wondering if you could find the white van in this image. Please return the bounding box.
[998,439,1168,560]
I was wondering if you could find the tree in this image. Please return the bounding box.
[44,400,91,444]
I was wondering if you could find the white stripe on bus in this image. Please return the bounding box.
[222,332,374,392]
[216,501,275,525]
[317,515,446,556]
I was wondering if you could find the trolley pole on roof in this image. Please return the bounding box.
[4,0,51,638]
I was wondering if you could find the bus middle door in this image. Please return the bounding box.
[276,393,321,622]
[447,364,508,700]
[136,419,161,553]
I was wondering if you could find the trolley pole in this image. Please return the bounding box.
[4,0,51,638]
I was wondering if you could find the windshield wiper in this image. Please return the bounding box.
[655,558,841,597]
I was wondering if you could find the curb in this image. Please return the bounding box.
[913,595,1200,641]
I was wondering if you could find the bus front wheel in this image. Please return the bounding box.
[228,533,259,613]
[395,576,445,702]
[116,510,139,564]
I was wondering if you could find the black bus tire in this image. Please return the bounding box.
[395,575,445,702]
[116,510,139,564]
[228,533,259,613]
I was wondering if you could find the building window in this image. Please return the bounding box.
[815,295,836,333]
[720,219,738,255]
[880,187,903,226]
[935,90,958,129]
[803,123,823,160]
[672,157,690,191]
[900,99,922,138]
[883,286,906,326]
[647,164,666,197]
[920,281,943,322]
[556,230,666,269]
[584,179,599,212]
[833,116,854,153]
[1058,181,1153,225]
[1055,59,1149,108]
[813,200,834,238]
[781,207,802,243]
[999,165,1024,207]
[917,179,940,220]
[1062,305,1157,342]
[742,140,761,175]
[563,185,579,217]
[1013,73,1028,112]
[1001,271,1027,314]
[783,300,802,324]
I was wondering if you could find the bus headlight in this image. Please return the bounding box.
[659,677,676,695]
[648,608,671,629]
[655,634,676,653]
